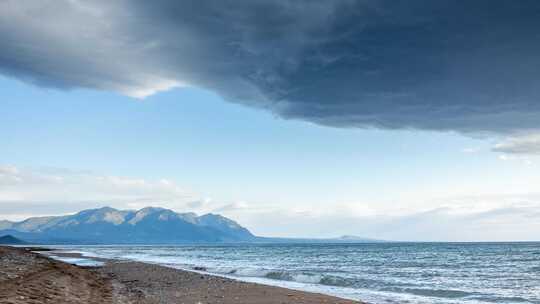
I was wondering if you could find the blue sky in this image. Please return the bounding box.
[0,75,519,202]
[2,75,540,241]
[1,1,540,241]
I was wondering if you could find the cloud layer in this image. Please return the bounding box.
[2,1,540,133]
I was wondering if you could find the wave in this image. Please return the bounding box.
[197,266,418,292]
[193,265,491,301]
[197,266,354,287]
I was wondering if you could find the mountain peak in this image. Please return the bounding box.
[128,206,168,225]
[74,206,128,225]
[139,206,165,212]
[95,206,118,212]
[78,206,116,214]
[0,206,256,244]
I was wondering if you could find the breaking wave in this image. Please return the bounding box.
[201,266,388,289]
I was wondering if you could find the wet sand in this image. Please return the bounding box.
[0,246,112,304]
[0,246,363,304]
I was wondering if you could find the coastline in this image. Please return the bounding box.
[0,246,364,304]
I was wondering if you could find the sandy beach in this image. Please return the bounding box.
[0,246,362,304]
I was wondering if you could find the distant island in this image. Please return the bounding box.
[0,206,382,244]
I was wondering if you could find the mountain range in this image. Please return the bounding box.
[0,206,382,244]
[0,207,255,244]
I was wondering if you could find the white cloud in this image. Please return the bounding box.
[122,78,185,99]
[492,133,540,155]
[219,194,540,242]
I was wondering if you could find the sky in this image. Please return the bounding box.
[1,1,540,241]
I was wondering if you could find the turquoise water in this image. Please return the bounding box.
[52,243,540,304]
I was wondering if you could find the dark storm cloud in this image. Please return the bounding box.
[2,0,540,133]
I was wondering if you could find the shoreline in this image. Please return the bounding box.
[44,249,364,301]
[0,246,364,304]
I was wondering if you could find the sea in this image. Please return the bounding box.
[48,242,540,304]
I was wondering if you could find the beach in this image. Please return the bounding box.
[0,246,361,304]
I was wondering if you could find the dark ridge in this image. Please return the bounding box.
[0,234,27,245]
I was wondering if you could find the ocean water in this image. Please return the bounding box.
[51,243,540,304]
